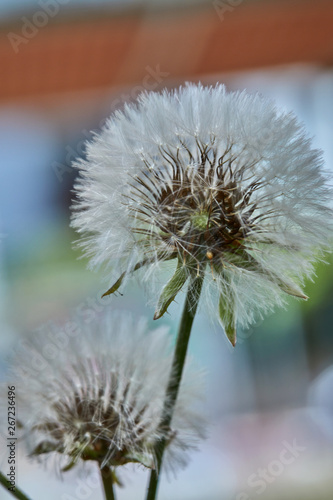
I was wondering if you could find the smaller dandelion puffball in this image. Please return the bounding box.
[71,84,333,345]
[8,312,205,474]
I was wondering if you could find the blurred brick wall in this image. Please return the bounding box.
[1,0,333,101]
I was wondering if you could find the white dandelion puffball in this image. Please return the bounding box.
[11,312,205,473]
[71,84,332,345]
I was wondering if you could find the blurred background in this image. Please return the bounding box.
[0,0,333,499]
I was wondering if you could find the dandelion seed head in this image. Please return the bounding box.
[71,84,333,341]
[10,312,205,473]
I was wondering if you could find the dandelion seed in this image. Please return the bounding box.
[71,84,332,345]
[9,312,205,474]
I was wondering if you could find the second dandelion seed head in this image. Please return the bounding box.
[11,313,205,474]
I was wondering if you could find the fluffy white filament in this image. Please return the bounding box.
[71,83,332,331]
[9,312,205,473]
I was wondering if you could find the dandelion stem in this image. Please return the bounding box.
[0,471,32,500]
[100,466,116,500]
[146,274,204,500]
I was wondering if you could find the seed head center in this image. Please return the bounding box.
[190,211,210,231]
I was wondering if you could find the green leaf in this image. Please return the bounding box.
[154,259,188,320]
[219,293,236,347]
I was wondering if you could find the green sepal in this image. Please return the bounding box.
[102,259,150,298]
[101,271,126,298]
[231,251,308,300]
[122,451,155,469]
[102,253,177,298]
[30,441,59,456]
[218,293,236,347]
[154,259,188,320]
[110,469,123,487]
[61,459,76,472]
[275,280,308,300]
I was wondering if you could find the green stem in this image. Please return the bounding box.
[0,471,32,500]
[100,467,116,500]
[146,274,204,500]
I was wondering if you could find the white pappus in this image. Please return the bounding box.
[71,83,333,345]
[9,312,206,475]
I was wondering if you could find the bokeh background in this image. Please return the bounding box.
[0,0,333,499]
